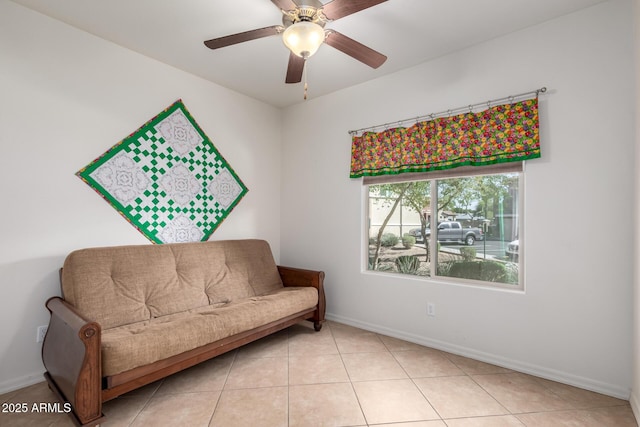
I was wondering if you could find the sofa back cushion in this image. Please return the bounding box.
[61,239,283,329]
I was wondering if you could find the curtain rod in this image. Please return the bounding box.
[348,86,547,135]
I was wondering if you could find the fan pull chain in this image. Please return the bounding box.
[303,60,308,100]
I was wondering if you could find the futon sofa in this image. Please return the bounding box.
[41,239,325,426]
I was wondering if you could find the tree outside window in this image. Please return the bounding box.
[367,172,522,289]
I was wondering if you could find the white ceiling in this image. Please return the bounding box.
[11,0,607,108]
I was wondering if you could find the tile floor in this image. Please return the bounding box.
[0,321,637,426]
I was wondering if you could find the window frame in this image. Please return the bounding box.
[363,163,525,291]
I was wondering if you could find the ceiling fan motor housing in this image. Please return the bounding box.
[282,0,327,28]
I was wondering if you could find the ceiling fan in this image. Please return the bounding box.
[203,0,388,85]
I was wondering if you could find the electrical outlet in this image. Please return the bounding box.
[427,303,436,317]
[36,325,48,343]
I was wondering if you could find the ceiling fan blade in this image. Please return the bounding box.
[285,52,305,84]
[204,25,282,50]
[321,0,387,20]
[271,0,298,11]
[324,30,387,69]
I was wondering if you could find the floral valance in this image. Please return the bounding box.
[350,98,540,178]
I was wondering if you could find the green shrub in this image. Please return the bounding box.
[402,234,416,249]
[502,262,519,284]
[380,233,399,247]
[377,263,396,272]
[436,261,453,276]
[446,260,508,282]
[459,247,476,261]
[395,255,421,274]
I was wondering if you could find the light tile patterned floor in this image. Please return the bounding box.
[0,321,637,426]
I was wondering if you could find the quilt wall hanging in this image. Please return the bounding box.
[77,100,248,244]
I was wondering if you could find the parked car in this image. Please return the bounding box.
[506,239,519,261]
[432,221,483,246]
[410,221,483,246]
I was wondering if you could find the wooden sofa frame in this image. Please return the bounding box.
[42,266,325,427]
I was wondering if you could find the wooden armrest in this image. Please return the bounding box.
[277,266,325,289]
[277,266,326,330]
[45,296,94,332]
[43,297,103,426]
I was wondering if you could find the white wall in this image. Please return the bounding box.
[0,1,282,392]
[632,0,640,418]
[282,0,635,398]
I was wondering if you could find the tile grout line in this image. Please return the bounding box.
[126,377,164,427]
[332,324,372,426]
[207,348,237,425]
[441,358,512,420]
[382,334,447,422]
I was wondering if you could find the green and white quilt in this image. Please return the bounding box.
[77,100,248,243]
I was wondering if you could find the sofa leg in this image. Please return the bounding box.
[44,372,104,427]
[314,321,323,331]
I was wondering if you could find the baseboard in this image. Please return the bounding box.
[0,371,45,395]
[326,312,632,400]
[631,390,640,425]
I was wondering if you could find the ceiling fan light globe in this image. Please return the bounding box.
[282,21,325,58]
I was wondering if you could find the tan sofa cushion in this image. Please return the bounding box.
[61,240,283,330]
[101,286,318,376]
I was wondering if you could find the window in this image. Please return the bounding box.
[366,170,523,290]
[353,96,539,290]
